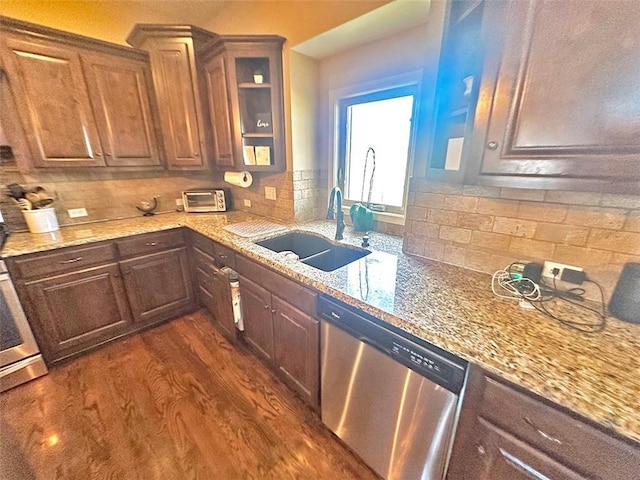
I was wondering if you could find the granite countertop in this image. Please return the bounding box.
[2,212,639,444]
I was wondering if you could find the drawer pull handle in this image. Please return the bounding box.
[524,417,563,445]
[59,257,83,264]
[331,311,341,319]
[145,242,160,247]
[218,254,228,259]
[264,305,269,310]
[499,448,551,480]
[271,309,276,314]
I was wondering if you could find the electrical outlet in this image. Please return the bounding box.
[542,260,582,279]
[67,208,88,218]
[243,199,252,207]
[265,186,277,200]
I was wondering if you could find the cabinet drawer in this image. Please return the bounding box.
[213,242,236,269]
[11,242,116,280]
[480,376,640,479]
[475,419,586,480]
[190,231,215,257]
[236,255,316,315]
[116,229,185,257]
[195,262,216,296]
[193,244,215,268]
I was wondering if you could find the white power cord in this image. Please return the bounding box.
[491,266,541,301]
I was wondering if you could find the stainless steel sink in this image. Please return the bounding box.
[255,231,370,272]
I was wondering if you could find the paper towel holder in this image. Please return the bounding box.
[224,170,253,188]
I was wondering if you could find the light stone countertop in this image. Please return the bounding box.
[2,211,639,444]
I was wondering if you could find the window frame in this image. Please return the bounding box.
[330,71,422,220]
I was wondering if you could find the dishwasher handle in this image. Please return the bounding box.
[357,335,393,357]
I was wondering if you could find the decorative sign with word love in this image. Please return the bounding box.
[255,113,272,132]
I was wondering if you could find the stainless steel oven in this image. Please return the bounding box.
[0,259,47,392]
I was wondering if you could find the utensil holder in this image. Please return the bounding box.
[23,207,59,233]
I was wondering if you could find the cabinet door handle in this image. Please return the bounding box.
[487,141,499,150]
[499,448,551,480]
[59,257,82,264]
[264,305,269,310]
[271,309,276,314]
[194,152,199,157]
[524,417,563,445]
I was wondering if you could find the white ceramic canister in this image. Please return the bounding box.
[22,207,59,234]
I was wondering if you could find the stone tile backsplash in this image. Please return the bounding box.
[403,177,640,301]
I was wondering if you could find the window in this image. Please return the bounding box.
[337,83,418,216]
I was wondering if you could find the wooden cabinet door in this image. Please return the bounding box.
[272,296,319,408]
[23,263,132,364]
[210,265,236,341]
[239,276,274,362]
[475,0,640,190]
[204,53,235,168]
[120,247,195,326]
[0,36,105,167]
[82,51,161,167]
[454,419,586,480]
[145,38,208,169]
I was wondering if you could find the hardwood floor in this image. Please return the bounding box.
[0,310,379,480]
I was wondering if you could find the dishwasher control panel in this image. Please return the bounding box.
[318,294,466,394]
[392,341,445,374]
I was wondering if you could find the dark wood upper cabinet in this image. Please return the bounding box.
[82,51,161,167]
[198,35,286,172]
[467,0,640,191]
[0,16,163,170]
[426,0,485,183]
[0,35,105,168]
[204,51,235,168]
[425,0,640,192]
[127,26,216,170]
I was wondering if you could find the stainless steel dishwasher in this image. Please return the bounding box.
[319,296,467,480]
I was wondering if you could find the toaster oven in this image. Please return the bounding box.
[182,189,230,212]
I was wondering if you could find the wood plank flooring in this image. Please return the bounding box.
[0,310,379,480]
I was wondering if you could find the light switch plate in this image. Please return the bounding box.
[67,208,88,218]
[265,186,277,200]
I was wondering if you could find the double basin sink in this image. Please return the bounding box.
[256,232,370,272]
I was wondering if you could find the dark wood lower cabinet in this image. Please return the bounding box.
[272,296,319,408]
[237,256,320,410]
[23,263,133,363]
[120,247,195,325]
[460,419,586,480]
[447,366,640,479]
[239,275,275,362]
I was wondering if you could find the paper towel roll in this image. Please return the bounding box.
[224,171,253,188]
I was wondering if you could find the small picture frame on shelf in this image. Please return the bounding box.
[255,146,271,166]
[255,113,272,132]
[253,69,264,84]
[243,146,256,165]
